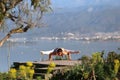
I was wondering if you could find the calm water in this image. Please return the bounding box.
[0,40,120,72]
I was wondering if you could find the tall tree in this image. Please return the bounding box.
[0,0,51,47]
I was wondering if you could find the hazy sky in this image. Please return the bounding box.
[51,0,120,8]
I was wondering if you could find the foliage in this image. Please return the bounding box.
[45,62,56,80]
[0,0,52,47]
[0,61,37,80]
[50,51,120,80]
[0,72,9,80]
[0,51,120,80]
[36,76,42,80]
[106,51,119,62]
[47,62,56,74]
[0,0,51,27]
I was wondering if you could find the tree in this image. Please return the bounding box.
[0,0,51,47]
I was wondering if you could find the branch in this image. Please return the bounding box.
[0,33,11,47]
[0,0,51,47]
[6,0,23,11]
[0,1,6,13]
[0,25,31,47]
[9,25,25,34]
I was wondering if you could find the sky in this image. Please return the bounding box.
[51,0,120,8]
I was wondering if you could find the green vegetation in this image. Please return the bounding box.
[50,51,120,80]
[0,61,41,80]
[0,51,120,80]
[47,62,56,74]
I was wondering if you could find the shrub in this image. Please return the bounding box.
[50,51,120,80]
[0,61,35,80]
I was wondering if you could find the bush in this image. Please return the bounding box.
[0,61,35,80]
[50,51,120,80]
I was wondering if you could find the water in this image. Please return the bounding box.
[0,39,120,72]
[0,0,120,72]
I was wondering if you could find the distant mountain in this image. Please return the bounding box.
[39,5,120,36]
[1,1,120,38]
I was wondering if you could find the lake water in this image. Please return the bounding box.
[0,39,120,72]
